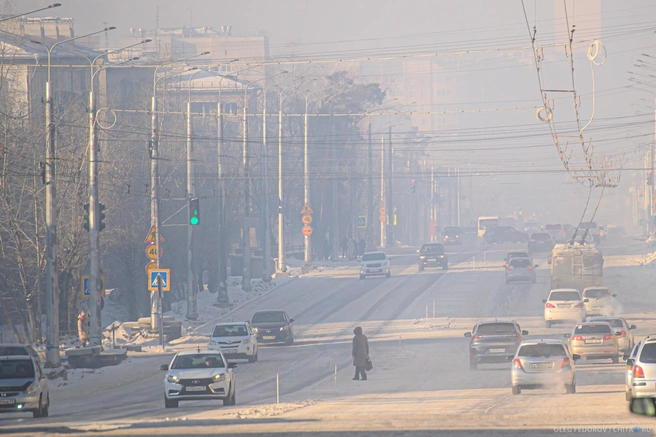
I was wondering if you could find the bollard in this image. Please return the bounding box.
[432,300,435,318]
[276,372,279,404]
[484,251,487,262]
[425,305,428,321]
[334,364,337,393]
[399,336,402,347]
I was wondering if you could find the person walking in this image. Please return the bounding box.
[340,236,348,259]
[77,310,90,348]
[347,238,355,261]
[358,238,366,259]
[352,326,369,380]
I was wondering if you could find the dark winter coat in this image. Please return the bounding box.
[352,328,369,367]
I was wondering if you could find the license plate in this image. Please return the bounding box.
[489,348,505,353]
[370,269,381,273]
[221,348,237,353]
[558,304,570,308]
[185,386,206,392]
[585,339,602,344]
[0,399,15,405]
[263,336,276,340]
[532,363,553,369]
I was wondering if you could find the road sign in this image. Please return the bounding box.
[379,207,386,214]
[144,225,164,243]
[145,243,162,260]
[302,215,313,225]
[148,269,171,292]
[300,203,313,215]
[81,275,106,299]
[380,214,386,222]
[357,216,367,228]
[145,261,158,275]
[302,225,313,236]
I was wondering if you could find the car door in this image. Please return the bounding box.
[284,312,293,336]
[247,323,257,346]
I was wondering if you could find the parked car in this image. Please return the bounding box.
[587,316,636,354]
[543,289,587,327]
[251,310,295,345]
[505,257,538,284]
[564,322,620,363]
[464,320,528,370]
[484,226,528,244]
[626,336,656,401]
[581,287,617,316]
[511,339,579,395]
[527,233,555,255]
[360,251,391,279]
[418,243,448,271]
[208,322,258,362]
[0,354,49,418]
[624,340,644,401]
[161,350,237,408]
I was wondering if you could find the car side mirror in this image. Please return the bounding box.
[160,364,169,371]
[534,264,539,268]
[521,330,529,335]
[564,333,571,338]
[228,363,238,369]
[631,325,637,330]
[630,398,656,416]
[627,358,635,366]
[542,299,547,303]
[572,354,581,361]
[464,332,472,338]
[612,294,617,297]
[583,299,589,303]
[289,319,295,323]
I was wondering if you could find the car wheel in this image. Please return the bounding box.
[386,272,391,278]
[469,359,477,371]
[566,383,576,394]
[359,274,365,280]
[285,337,294,345]
[32,396,43,418]
[248,351,257,363]
[164,395,179,408]
[626,390,633,401]
[442,264,448,270]
[512,385,521,395]
[41,395,49,418]
[545,321,552,328]
[224,384,236,406]
[418,264,424,271]
[611,355,619,364]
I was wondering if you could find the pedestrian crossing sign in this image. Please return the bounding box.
[148,269,171,292]
[357,216,367,228]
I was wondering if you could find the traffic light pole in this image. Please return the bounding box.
[88,85,102,347]
[186,101,198,320]
[216,103,229,306]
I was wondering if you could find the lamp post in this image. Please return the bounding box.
[31,25,116,367]
[87,56,139,346]
[0,3,61,23]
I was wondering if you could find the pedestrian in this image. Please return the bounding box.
[347,238,355,261]
[352,326,369,380]
[340,236,348,259]
[358,238,366,259]
[77,310,90,348]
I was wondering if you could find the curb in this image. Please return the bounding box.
[195,276,299,333]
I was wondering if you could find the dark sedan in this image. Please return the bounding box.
[251,310,295,345]
[527,232,555,255]
[418,243,448,271]
[465,320,528,370]
[484,226,528,244]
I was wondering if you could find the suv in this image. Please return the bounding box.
[484,226,528,244]
[544,224,566,244]
[543,289,587,327]
[442,227,462,245]
[588,316,636,354]
[360,251,391,279]
[418,243,448,271]
[564,322,620,363]
[578,221,600,244]
[626,337,656,401]
[251,310,295,345]
[208,322,258,363]
[511,339,578,395]
[527,233,554,255]
[505,257,537,284]
[582,287,617,316]
[465,320,528,370]
[0,355,49,418]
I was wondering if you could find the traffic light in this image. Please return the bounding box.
[98,203,106,232]
[411,180,416,194]
[83,203,90,231]
[648,172,654,186]
[189,198,200,225]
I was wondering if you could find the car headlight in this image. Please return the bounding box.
[213,373,226,382]
[25,382,38,394]
[242,338,251,344]
[252,327,258,333]
[280,325,288,331]
[208,340,217,346]
[167,374,180,383]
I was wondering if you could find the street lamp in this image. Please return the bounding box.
[0,3,61,23]
[31,25,116,368]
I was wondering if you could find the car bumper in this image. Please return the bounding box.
[361,268,390,276]
[506,273,535,282]
[570,344,618,358]
[544,309,586,322]
[0,392,41,413]
[256,331,291,342]
[419,258,447,266]
[631,380,656,398]
[618,337,631,353]
[511,369,574,387]
[165,381,229,400]
[207,343,255,357]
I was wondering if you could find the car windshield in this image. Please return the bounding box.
[549,291,581,301]
[171,354,225,369]
[639,343,656,364]
[252,312,286,323]
[422,245,443,254]
[507,252,528,259]
[583,289,610,299]
[545,224,562,231]
[574,324,612,334]
[475,323,517,335]
[531,233,550,241]
[212,324,249,337]
[589,318,623,328]
[0,346,31,356]
[509,258,530,268]
[362,253,386,261]
[518,344,566,358]
[0,359,35,379]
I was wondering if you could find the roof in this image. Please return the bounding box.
[575,321,612,326]
[213,321,249,326]
[0,354,32,361]
[520,339,566,345]
[0,32,101,61]
[363,251,386,255]
[173,70,262,93]
[476,319,516,325]
[550,288,580,292]
[582,286,609,290]
[253,309,286,314]
[587,316,624,320]
[176,349,222,356]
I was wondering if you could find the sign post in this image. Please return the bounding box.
[157,274,164,348]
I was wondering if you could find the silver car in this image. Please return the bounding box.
[511,339,579,395]
[0,355,49,418]
[543,289,587,327]
[360,251,391,279]
[627,337,656,400]
[625,340,644,401]
[161,350,237,408]
[587,316,636,354]
[505,257,537,284]
[582,287,617,316]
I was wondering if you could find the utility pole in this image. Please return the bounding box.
[380,137,386,247]
[367,123,373,248]
[262,91,271,282]
[386,126,394,246]
[331,116,339,260]
[277,94,285,273]
[456,167,461,227]
[242,100,252,291]
[303,101,311,266]
[216,102,229,306]
[185,101,198,319]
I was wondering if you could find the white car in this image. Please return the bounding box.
[625,340,644,401]
[626,336,656,401]
[161,350,237,408]
[360,251,391,279]
[543,289,587,327]
[208,322,258,362]
[582,287,617,316]
[587,316,636,354]
[0,355,49,418]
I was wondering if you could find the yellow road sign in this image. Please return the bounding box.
[145,243,162,260]
[300,203,313,215]
[302,215,313,224]
[144,225,164,243]
[302,225,313,236]
[80,275,106,299]
[145,261,158,275]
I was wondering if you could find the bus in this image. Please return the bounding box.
[477,216,499,237]
[550,243,604,290]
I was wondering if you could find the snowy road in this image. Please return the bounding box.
[1,238,655,436]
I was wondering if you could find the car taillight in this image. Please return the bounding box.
[634,365,645,378]
[507,266,512,271]
[561,228,565,232]
[545,302,555,308]
[561,357,571,368]
[574,302,585,308]
[619,330,626,337]
[570,335,584,341]
[603,334,616,341]
[472,335,482,340]
[513,358,523,369]
[529,266,533,270]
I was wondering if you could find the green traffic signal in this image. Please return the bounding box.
[189,198,200,225]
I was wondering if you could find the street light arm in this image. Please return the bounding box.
[153,51,210,91]
[92,56,140,82]
[0,3,61,24]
